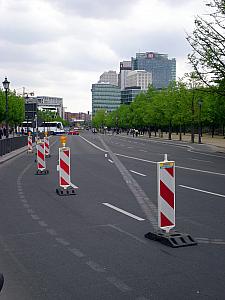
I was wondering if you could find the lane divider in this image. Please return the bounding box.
[102,203,145,221]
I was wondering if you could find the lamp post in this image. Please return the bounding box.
[2,77,10,138]
[198,99,203,144]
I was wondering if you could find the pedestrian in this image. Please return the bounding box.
[0,127,2,139]
[21,128,24,135]
[3,127,6,137]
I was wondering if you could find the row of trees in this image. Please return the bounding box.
[92,75,225,140]
[0,89,25,128]
[93,0,225,140]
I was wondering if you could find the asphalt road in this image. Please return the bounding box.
[0,131,225,299]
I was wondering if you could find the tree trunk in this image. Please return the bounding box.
[168,120,172,140]
[211,124,214,138]
[179,123,182,141]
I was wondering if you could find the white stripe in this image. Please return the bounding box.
[130,170,146,177]
[79,135,107,152]
[176,165,225,176]
[159,195,175,226]
[116,153,225,177]
[108,159,114,163]
[160,167,175,193]
[189,158,212,163]
[179,185,225,198]
[102,203,145,221]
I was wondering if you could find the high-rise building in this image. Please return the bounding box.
[92,83,121,116]
[119,61,132,90]
[126,70,152,90]
[98,70,118,86]
[131,52,176,89]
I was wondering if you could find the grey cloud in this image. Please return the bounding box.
[49,0,137,19]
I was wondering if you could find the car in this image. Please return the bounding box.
[68,129,79,135]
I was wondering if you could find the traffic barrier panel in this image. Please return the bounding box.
[56,136,78,196]
[35,141,49,175]
[27,133,33,153]
[44,136,50,157]
[158,155,175,232]
[145,154,197,248]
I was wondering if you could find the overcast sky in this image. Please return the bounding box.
[0,0,207,113]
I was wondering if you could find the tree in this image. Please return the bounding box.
[186,0,225,91]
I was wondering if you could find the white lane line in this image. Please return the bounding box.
[69,248,85,258]
[108,159,114,163]
[179,185,225,198]
[189,158,213,163]
[116,153,225,176]
[106,276,132,292]
[102,203,145,221]
[130,170,147,177]
[139,149,148,152]
[79,135,107,152]
[86,261,106,273]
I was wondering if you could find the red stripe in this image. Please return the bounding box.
[60,158,69,174]
[160,212,174,227]
[38,163,44,169]
[60,177,69,186]
[160,180,174,209]
[45,144,49,149]
[38,150,44,161]
[165,167,174,177]
[64,150,69,157]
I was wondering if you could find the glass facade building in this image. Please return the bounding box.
[131,52,176,89]
[121,86,142,105]
[92,83,121,116]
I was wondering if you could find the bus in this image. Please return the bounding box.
[19,121,65,135]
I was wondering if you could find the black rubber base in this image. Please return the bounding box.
[35,169,49,175]
[56,186,77,196]
[145,230,197,248]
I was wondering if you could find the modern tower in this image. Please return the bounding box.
[131,52,176,89]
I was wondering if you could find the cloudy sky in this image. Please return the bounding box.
[0,0,207,113]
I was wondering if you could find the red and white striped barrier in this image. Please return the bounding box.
[56,136,78,195]
[59,147,71,188]
[27,135,33,153]
[36,141,48,175]
[157,154,175,232]
[44,136,50,157]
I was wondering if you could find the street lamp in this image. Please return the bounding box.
[2,77,10,138]
[198,99,203,144]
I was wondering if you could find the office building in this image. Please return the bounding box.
[92,83,121,116]
[25,96,64,119]
[98,70,118,86]
[121,86,142,105]
[118,61,132,90]
[126,70,152,90]
[131,52,176,89]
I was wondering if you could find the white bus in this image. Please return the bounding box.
[19,121,65,135]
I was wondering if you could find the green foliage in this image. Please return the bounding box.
[0,89,25,125]
[103,76,225,135]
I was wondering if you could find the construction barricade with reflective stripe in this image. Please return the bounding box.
[36,141,48,175]
[44,136,50,157]
[157,158,175,232]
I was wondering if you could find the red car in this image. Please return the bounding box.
[68,129,79,135]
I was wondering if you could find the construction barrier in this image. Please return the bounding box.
[145,154,197,248]
[44,136,50,157]
[36,140,48,175]
[158,154,175,232]
[27,133,33,153]
[56,136,78,196]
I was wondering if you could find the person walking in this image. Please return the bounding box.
[0,127,3,139]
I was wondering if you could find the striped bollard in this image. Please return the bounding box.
[158,154,175,233]
[44,135,50,157]
[36,141,49,175]
[145,154,197,248]
[27,133,33,153]
[56,136,78,196]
